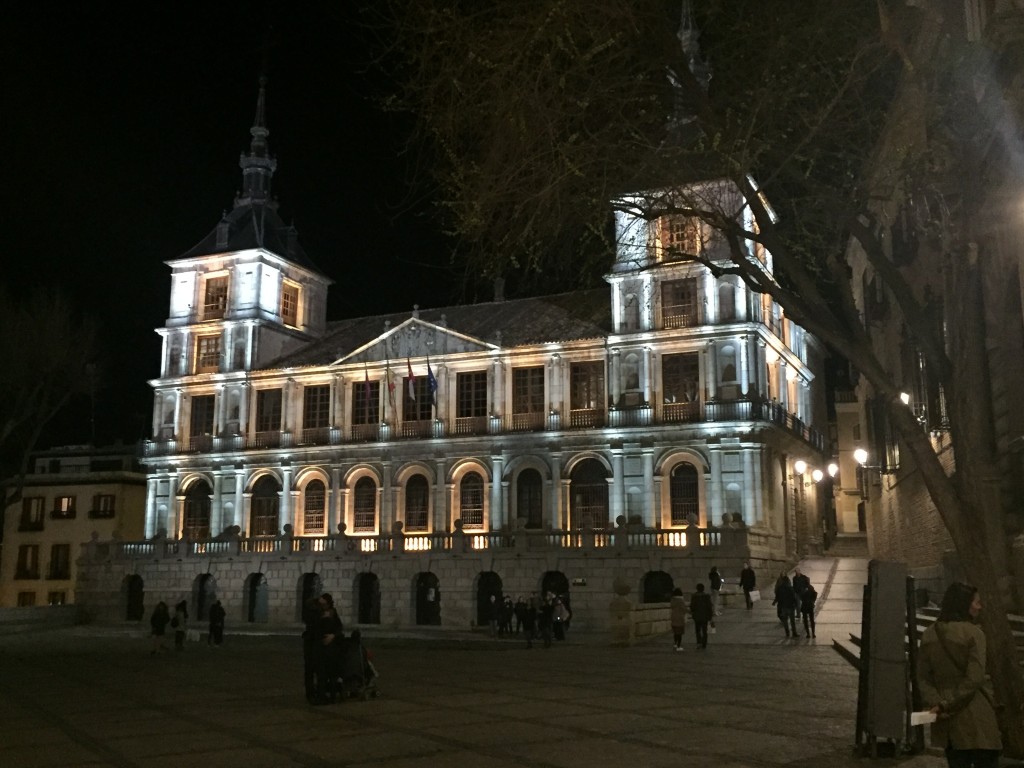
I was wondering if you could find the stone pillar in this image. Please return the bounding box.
[280,466,293,532]
[173,389,184,439]
[611,450,625,524]
[435,459,447,531]
[642,346,653,405]
[704,272,716,324]
[705,343,718,400]
[742,450,755,526]
[215,384,225,435]
[145,477,158,537]
[752,448,764,524]
[708,450,723,528]
[211,470,224,535]
[233,468,245,531]
[550,453,562,528]
[610,349,621,407]
[642,449,655,528]
[779,361,789,410]
[238,382,250,442]
[166,474,179,537]
[381,462,394,534]
[549,354,562,414]
[330,467,343,533]
[490,455,505,529]
[641,275,654,331]
[739,335,749,397]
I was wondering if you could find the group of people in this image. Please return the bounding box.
[148,599,226,653]
[488,591,571,649]
[302,593,376,704]
[772,568,818,639]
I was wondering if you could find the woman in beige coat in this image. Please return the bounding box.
[917,582,1001,768]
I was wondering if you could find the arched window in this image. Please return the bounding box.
[182,481,211,540]
[353,476,377,533]
[670,463,699,526]
[405,474,429,532]
[460,472,485,529]
[251,476,280,537]
[517,468,543,529]
[303,480,326,535]
[570,459,609,529]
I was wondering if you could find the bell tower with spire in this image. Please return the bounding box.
[155,78,332,386]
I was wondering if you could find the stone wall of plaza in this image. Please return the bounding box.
[73,525,785,631]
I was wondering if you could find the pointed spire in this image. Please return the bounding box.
[234,76,278,211]
[666,1,711,140]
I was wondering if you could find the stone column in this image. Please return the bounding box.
[641,274,654,331]
[211,470,224,535]
[280,465,293,533]
[145,477,158,537]
[490,455,505,529]
[705,343,718,400]
[215,385,225,435]
[704,272,716,324]
[779,361,789,410]
[233,468,245,531]
[642,449,655,528]
[642,346,653,405]
[381,462,393,533]
[611,450,625,523]
[238,383,250,442]
[708,450,723,528]
[742,450,755,526]
[610,349,621,407]
[550,453,562,528]
[173,388,184,439]
[435,459,447,531]
[739,335,749,397]
[330,467,343,533]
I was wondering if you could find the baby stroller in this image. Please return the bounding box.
[337,630,379,700]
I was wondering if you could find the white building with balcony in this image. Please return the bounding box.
[76,82,829,631]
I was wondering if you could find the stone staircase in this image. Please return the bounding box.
[826,534,869,559]
[833,606,1024,670]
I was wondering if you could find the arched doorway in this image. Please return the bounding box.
[123,574,144,621]
[570,459,609,529]
[182,480,211,540]
[299,572,322,621]
[245,572,269,623]
[475,571,503,627]
[194,573,217,620]
[642,571,674,603]
[415,572,441,625]
[517,468,543,529]
[357,572,381,624]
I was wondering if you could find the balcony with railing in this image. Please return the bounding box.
[143,395,823,457]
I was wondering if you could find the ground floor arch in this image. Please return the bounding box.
[642,571,674,603]
[357,572,381,624]
[123,574,144,621]
[414,572,441,626]
[244,573,269,623]
[193,573,217,620]
[475,571,503,627]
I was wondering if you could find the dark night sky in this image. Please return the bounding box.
[3,3,456,448]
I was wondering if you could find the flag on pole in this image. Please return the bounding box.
[385,358,396,412]
[406,358,416,401]
[427,356,438,406]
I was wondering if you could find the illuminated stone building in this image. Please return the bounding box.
[0,445,145,608]
[76,82,828,630]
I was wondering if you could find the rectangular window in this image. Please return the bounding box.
[661,216,704,257]
[47,591,67,606]
[512,367,545,414]
[51,495,76,520]
[569,362,605,428]
[203,275,228,319]
[661,278,699,328]
[16,545,40,579]
[21,496,45,529]
[303,385,331,430]
[90,494,116,519]
[662,353,701,404]
[17,592,36,607]
[49,544,71,580]
[256,389,283,432]
[351,381,381,426]
[456,371,487,418]
[403,377,433,422]
[190,394,216,437]
[281,282,300,326]
[195,334,221,374]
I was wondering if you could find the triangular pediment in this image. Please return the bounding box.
[333,317,497,365]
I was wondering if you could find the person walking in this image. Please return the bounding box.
[524,594,538,649]
[689,583,714,649]
[207,599,226,646]
[740,561,757,610]
[799,584,817,639]
[301,596,321,703]
[917,582,1002,768]
[670,587,687,651]
[315,593,344,704]
[538,592,555,648]
[708,566,724,616]
[172,600,188,650]
[792,568,810,600]
[149,601,171,655]
[772,572,799,638]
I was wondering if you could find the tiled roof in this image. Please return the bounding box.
[273,288,612,368]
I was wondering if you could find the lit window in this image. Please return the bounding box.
[195,334,221,373]
[459,472,484,529]
[203,276,229,319]
[50,496,76,521]
[353,477,377,533]
[670,463,699,526]
[405,475,429,532]
[281,282,300,327]
[661,216,703,258]
[303,480,326,534]
[661,278,699,328]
